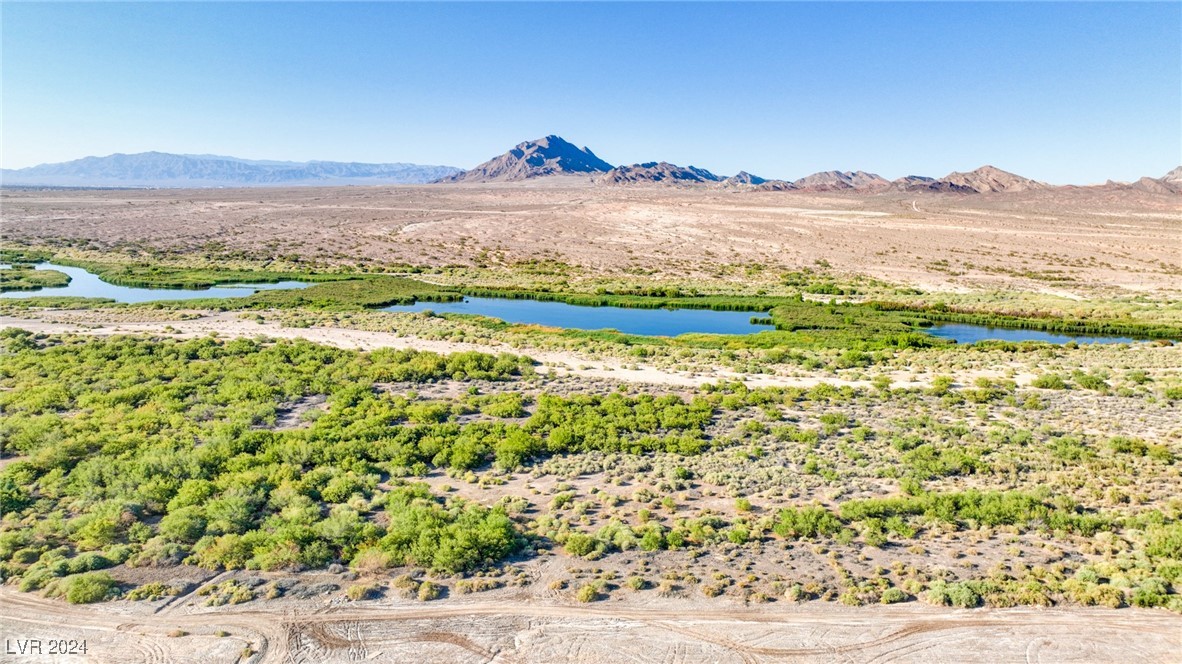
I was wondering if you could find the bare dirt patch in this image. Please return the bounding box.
[3,184,1179,295]
[2,587,1179,663]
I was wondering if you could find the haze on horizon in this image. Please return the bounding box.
[2,2,1178,184]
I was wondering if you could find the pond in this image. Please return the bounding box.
[926,323,1136,345]
[382,299,1149,343]
[0,263,311,303]
[383,297,777,337]
[0,263,1153,343]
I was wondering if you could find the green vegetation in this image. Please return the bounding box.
[839,490,1113,536]
[242,276,462,309]
[1,326,1179,611]
[0,267,71,293]
[58,572,119,604]
[0,248,54,264]
[1031,373,1068,390]
[0,333,541,583]
[366,484,518,574]
[7,252,1179,349]
[126,582,182,601]
[42,256,354,290]
[871,300,1181,340]
[0,332,734,588]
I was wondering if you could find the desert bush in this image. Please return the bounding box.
[575,583,600,602]
[773,506,841,539]
[1030,373,1067,390]
[63,572,119,604]
[345,583,378,601]
[455,578,504,594]
[127,582,181,601]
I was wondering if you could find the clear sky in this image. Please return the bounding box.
[2,2,1179,183]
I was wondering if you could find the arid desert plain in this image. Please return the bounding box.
[1,180,1181,663]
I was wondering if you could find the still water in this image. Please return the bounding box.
[926,323,1135,345]
[0,263,310,303]
[383,297,776,337]
[0,263,1148,343]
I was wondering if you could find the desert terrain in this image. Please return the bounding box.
[4,583,1181,664]
[3,182,1179,296]
[2,183,1181,664]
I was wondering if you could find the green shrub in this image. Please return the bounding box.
[1108,437,1148,456]
[1030,373,1067,390]
[454,578,504,594]
[1072,370,1109,392]
[417,581,442,601]
[926,581,980,608]
[1130,579,1168,608]
[378,485,520,574]
[575,583,600,602]
[1144,524,1182,559]
[625,576,647,591]
[345,583,378,601]
[198,580,255,606]
[64,572,118,604]
[480,393,527,418]
[773,506,841,539]
[127,582,180,601]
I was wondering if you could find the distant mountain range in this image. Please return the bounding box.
[4,138,1178,194]
[0,152,461,187]
[438,135,1181,195]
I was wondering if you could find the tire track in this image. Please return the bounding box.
[3,588,1180,664]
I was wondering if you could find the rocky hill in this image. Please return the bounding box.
[792,170,890,192]
[926,165,1047,193]
[439,136,612,183]
[719,171,768,187]
[1125,166,1182,194]
[598,162,722,185]
[0,152,460,187]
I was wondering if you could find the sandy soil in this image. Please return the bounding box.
[1,585,1179,664]
[2,184,1179,295]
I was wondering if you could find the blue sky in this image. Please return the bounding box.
[2,2,1179,183]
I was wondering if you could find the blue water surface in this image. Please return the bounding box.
[0,263,310,303]
[926,323,1134,345]
[384,297,775,337]
[0,263,1150,343]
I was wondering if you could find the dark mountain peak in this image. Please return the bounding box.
[440,135,613,183]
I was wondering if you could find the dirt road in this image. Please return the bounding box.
[2,586,1179,663]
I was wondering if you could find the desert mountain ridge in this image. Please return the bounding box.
[444,136,1177,194]
[0,152,460,188]
[4,138,1177,194]
[597,162,722,185]
[1097,166,1182,195]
